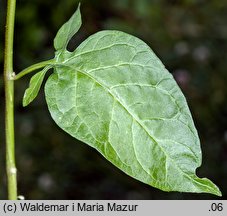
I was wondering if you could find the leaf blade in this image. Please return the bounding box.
[45,30,221,196]
[23,66,50,106]
[54,4,81,51]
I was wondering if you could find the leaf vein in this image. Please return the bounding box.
[63,42,137,64]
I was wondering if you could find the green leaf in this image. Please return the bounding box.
[23,66,50,106]
[54,4,81,51]
[45,30,221,196]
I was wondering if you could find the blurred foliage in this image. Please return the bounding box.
[0,0,227,199]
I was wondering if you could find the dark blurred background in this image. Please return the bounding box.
[0,0,227,199]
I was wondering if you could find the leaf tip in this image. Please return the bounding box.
[212,186,222,197]
[22,93,30,107]
[77,2,81,10]
[200,178,222,197]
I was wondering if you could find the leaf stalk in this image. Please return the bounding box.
[13,59,55,80]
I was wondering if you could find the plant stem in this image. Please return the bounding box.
[4,0,17,200]
[13,59,55,80]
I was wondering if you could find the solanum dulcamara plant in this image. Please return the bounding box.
[4,3,221,199]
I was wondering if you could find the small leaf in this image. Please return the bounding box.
[46,30,221,196]
[54,4,81,51]
[23,66,50,106]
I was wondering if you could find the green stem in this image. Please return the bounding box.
[4,0,17,200]
[13,59,55,80]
